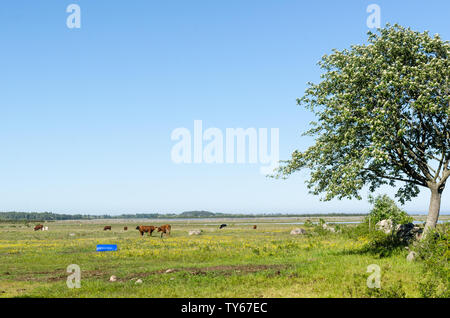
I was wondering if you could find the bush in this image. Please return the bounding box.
[362,229,407,257]
[415,225,449,298]
[366,194,413,228]
[340,222,370,240]
[344,195,414,257]
[365,281,408,298]
[307,225,330,237]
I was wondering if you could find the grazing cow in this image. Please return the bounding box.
[253,225,257,230]
[34,224,44,231]
[219,224,227,229]
[104,226,112,231]
[136,225,157,237]
[124,226,128,231]
[157,224,171,237]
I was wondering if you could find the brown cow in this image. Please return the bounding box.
[124,226,128,231]
[136,225,157,237]
[253,225,257,230]
[104,226,112,231]
[157,224,171,237]
[34,224,44,231]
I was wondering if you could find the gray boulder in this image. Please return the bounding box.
[376,219,394,234]
[290,228,306,235]
[375,220,422,243]
[322,224,336,232]
[396,223,423,243]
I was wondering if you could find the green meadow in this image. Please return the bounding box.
[0,217,447,298]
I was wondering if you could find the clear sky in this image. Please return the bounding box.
[0,0,449,215]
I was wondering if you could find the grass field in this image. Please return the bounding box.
[0,216,447,298]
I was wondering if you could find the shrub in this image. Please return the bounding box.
[308,225,330,237]
[340,222,370,240]
[415,224,449,298]
[334,224,343,233]
[362,229,407,257]
[345,195,414,257]
[365,281,408,298]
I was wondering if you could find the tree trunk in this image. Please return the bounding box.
[423,187,442,236]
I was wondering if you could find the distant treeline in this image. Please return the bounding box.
[0,211,371,221]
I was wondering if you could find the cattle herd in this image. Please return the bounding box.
[135,224,171,237]
[32,223,173,238]
[101,224,172,237]
[32,222,259,236]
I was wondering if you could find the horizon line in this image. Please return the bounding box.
[1,211,449,216]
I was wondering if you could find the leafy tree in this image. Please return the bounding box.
[276,25,449,235]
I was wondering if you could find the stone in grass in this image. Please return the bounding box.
[322,224,336,232]
[396,223,423,243]
[109,275,117,282]
[290,228,306,235]
[406,251,417,262]
[376,219,394,234]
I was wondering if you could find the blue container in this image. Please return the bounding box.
[96,244,117,252]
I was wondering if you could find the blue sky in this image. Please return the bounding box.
[0,0,449,214]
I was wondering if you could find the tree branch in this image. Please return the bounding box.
[363,168,427,187]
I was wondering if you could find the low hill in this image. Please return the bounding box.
[178,211,221,218]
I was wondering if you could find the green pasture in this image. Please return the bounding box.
[0,218,441,297]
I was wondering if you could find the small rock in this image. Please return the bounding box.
[290,228,306,235]
[376,219,393,234]
[135,279,143,284]
[322,224,336,232]
[109,275,117,282]
[406,251,417,262]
